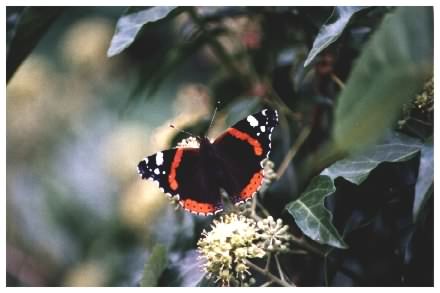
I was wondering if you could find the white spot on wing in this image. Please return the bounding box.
[154,168,160,175]
[144,158,149,164]
[260,125,266,132]
[247,115,259,127]
[262,109,267,116]
[156,152,164,166]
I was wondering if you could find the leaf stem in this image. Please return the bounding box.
[276,126,312,180]
[187,8,248,85]
[256,200,271,217]
[298,141,346,183]
[291,235,327,257]
[245,260,294,287]
[331,73,345,89]
[274,255,286,282]
[265,253,272,271]
[261,281,273,287]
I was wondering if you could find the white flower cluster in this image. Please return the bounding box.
[177,136,200,148]
[197,213,291,286]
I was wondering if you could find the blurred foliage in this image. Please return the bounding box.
[7,7,65,82]
[332,7,433,153]
[6,6,433,287]
[140,244,168,286]
[107,6,182,57]
[303,6,368,67]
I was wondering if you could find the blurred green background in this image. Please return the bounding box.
[6,6,433,286]
[7,7,203,286]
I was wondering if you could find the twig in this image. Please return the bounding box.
[324,255,330,286]
[264,79,303,122]
[408,117,433,126]
[245,260,294,287]
[256,200,271,217]
[250,196,257,218]
[261,281,273,287]
[265,253,272,271]
[276,126,312,180]
[274,255,286,282]
[285,233,327,257]
[331,73,345,89]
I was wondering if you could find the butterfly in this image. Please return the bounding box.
[137,107,278,216]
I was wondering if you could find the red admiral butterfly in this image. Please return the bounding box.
[137,107,278,216]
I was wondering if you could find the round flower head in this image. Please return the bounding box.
[257,216,291,252]
[197,214,266,286]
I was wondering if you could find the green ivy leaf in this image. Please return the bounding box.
[141,244,168,287]
[286,175,348,249]
[287,132,423,249]
[7,7,64,83]
[107,6,181,57]
[333,7,433,152]
[322,132,421,185]
[304,6,368,67]
[413,138,433,222]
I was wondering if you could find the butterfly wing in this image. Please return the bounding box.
[213,107,278,204]
[137,148,223,216]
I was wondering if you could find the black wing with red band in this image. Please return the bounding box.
[137,148,223,216]
[214,107,278,204]
[138,149,177,197]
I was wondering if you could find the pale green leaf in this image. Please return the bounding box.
[333,7,433,152]
[322,132,421,185]
[141,244,168,287]
[304,6,368,67]
[286,175,348,249]
[413,138,433,221]
[107,6,179,57]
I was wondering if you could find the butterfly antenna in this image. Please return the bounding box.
[208,101,221,130]
[169,124,201,139]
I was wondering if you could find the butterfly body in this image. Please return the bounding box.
[138,107,279,216]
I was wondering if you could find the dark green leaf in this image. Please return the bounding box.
[224,97,262,126]
[7,7,64,83]
[286,175,348,249]
[107,6,181,57]
[304,6,368,67]
[413,138,433,221]
[322,132,422,185]
[141,244,168,287]
[287,132,423,249]
[145,27,227,97]
[333,7,433,152]
[6,7,25,44]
